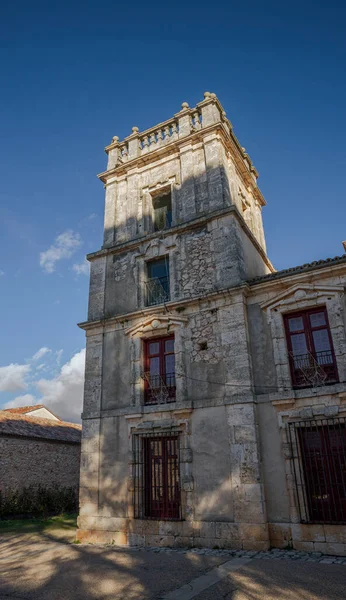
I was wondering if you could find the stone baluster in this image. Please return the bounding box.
[121,144,128,161]
[156,128,163,145]
[142,135,149,152]
[163,126,170,141]
[149,132,156,146]
[127,126,140,159]
[192,111,201,130]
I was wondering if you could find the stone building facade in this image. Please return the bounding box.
[77,93,346,555]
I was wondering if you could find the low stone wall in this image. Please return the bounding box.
[76,517,270,550]
[269,523,346,556]
[0,435,81,492]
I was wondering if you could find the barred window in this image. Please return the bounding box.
[288,418,346,523]
[284,307,338,388]
[133,433,181,520]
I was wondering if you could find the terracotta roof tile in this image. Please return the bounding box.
[0,411,82,444]
[248,254,346,285]
[4,405,45,415]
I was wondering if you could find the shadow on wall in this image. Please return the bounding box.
[0,528,343,600]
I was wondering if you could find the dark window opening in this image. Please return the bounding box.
[146,258,170,306]
[284,307,338,388]
[152,192,172,231]
[133,433,181,520]
[288,418,346,524]
[144,336,175,405]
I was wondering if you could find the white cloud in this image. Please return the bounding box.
[5,393,36,408]
[31,347,51,362]
[40,230,82,274]
[55,349,64,365]
[0,363,30,392]
[35,349,85,423]
[72,260,89,276]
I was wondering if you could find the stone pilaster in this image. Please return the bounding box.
[103,182,117,247]
[87,256,106,322]
[227,402,268,530]
[179,144,196,221]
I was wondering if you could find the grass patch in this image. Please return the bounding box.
[0,513,77,534]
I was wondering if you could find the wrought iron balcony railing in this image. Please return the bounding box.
[289,350,338,388]
[145,276,170,306]
[143,372,176,405]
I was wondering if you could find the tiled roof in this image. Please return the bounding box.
[4,405,45,415]
[248,254,346,285]
[0,411,82,444]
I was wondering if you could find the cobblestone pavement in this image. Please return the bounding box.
[0,531,345,600]
[134,545,346,564]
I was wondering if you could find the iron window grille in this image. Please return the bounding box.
[143,336,176,405]
[284,307,338,389]
[146,258,170,306]
[288,417,346,524]
[133,432,181,520]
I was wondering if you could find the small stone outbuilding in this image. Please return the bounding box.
[0,406,82,493]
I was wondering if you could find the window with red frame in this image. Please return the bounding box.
[144,336,176,404]
[284,307,338,388]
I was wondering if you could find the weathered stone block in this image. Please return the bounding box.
[239,524,268,542]
[293,541,314,552]
[324,525,346,544]
[242,540,269,551]
[291,524,325,543]
[215,522,240,540]
[128,533,145,546]
[200,522,216,538]
[142,520,160,535]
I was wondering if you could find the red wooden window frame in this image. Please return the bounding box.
[284,307,338,388]
[144,336,176,405]
[143,435,181,520]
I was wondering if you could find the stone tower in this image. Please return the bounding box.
[77,93,274,548]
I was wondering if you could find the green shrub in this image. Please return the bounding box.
[0,485,78,519]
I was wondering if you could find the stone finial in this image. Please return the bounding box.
[132,126,139,133]
[343,240,346,252]
[222,111,227,119]
[181,102,189,110]
[204,91,211,98]
[210,93,217,98]
[112,136,119,143]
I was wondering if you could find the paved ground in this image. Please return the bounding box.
[0,530,345,600]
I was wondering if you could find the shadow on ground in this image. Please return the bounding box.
[0,530,345,600]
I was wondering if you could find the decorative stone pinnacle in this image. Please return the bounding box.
[204,92,211,98]
[181,102,189,109]
[132,126,139,133]
[222,111,227,118]
[112,136,119,143]
[210,93,216,98]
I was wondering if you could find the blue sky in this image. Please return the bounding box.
[0,1,345,421]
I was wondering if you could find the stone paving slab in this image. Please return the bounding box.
[193,559,346,600]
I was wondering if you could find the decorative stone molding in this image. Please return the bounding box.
[125,315,187,338]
